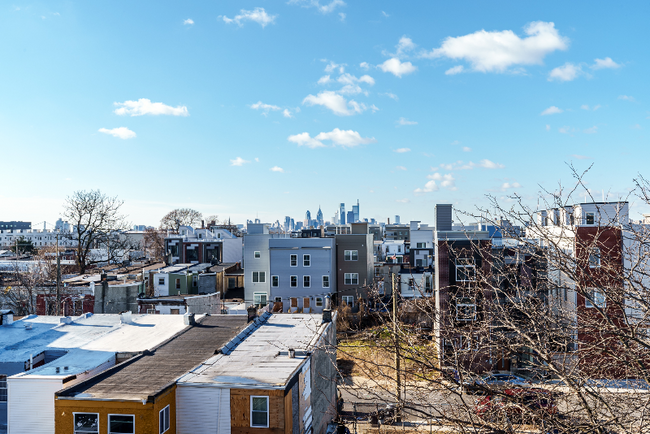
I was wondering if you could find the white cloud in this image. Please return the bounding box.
[541,105,563,115]
[394,148,411,153]
[397,117,417,126]
[450,140,461,145]
[580,104,590,110]
[571,154,592,160]
[559,126,572,134]
[317,75,332,84]
[445,65,464,75]
[396,166,407,171]
[477,159,504,169]
[592,57,621,70]
[288,128,376,148]
[619,95,635,102]
[250,101,281,114]
[546,124,551,131]
[631,124,642,130]
[302,91,369,115]
[254,157,260,162]
[462,146,472,152]
[437,159,505,170]
[548,62,582,81]
[414,180,439,193]
[382,11,390,18]
[360,62,370,70]
[230,157,250,166]
[324,60,345,74]
[378,58,417,77]
[593,104,601,111]
[583,126,598,134]
[396,198,410,203]
[338,73,375,86]
[381,92,398,100]
[98,127,136,140]
[114,99,189,116]
[270,166,285,172]
[396,36,416,57]
[422,21,568,73]
[221,7,276,28]
[293,0,345,14]
[339,12,346,21]
[501,181,522,190]
[282,109,294,118]
[183,18,194,25]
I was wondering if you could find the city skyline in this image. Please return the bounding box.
[1,1,649,226]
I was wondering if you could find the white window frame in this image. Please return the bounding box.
[303,254,311,267]
[344,273,359,285]
[108,414,135,434]
[322,275,330,288]
[303,275,311,288]
[455,258,476,282]
[250,396,270,428]
[416,242,426,249]
[589,247,601,268]
[456,299,477,321]
[271,275,279,287]
[159,405,170,434]
[73,412,99,434]
[158,278,165,286]
[342,295,355,307]
[253,292,268,305]
[254,251,261,259]
[290,254,298,267]
[315,297,323,307]
[344,250,358,261]
[585,212,595,225]
[290,275,298,287]
[252,271,266,283]
[585,288,606,308]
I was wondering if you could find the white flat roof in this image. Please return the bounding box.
[178,314,328,389]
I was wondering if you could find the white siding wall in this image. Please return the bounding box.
[7,378,63,434]
[176,385,230,434]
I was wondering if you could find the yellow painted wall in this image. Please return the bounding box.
[55,385,176,434]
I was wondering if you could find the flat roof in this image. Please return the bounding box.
[57,315,248,400]
[178,314,328,389]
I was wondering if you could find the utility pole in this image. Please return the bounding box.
[56,233,61,316]
[392,272,401,406]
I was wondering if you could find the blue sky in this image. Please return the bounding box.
[1,1,649,227]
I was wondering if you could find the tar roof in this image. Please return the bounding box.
[57,315,248,401]
[178,314,327,389]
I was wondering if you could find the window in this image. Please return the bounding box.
[344,273,359,285]
[74,413,99,434]
[425,275,433,293]
[158,278,165,285]
[290,254,297,267]
[170,309,180,315]
[585,288,606,308]
[342,295,355,307]
[344,250,358,261]
[271,275,279,287]
[456,298,477,321]
[175,278,181,289]
[254,251,261,259]
[416,242,426,248]
[290,275,298,287]
[303,254,311,267]
[589,248,601,268]
[0,375,6,402]
[228,277,236,289]
[252,271,266,283]
[316,297,323,307]
[193,277,197,287]
[456,258,476,282]
[108,414,134,434]
[251,396,269,428]
[275,297,282,302]
[303,275,311,287]
[159,405,170,434]
[254,292,268,305]
[586,212,595,225]
[322,275,330,288]
[416,259,423,267]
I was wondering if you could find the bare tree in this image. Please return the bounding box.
[0,250,57,315]
[143,228,166,262]
[205,214,221,227]
[160,208,202,233]
[63,189,133,274]
[336,171,650,434]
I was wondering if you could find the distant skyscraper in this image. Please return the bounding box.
[284,216,291,231]
[304,210,311,228]
[352,199,359,223]
[340,203,346,225]
[395,215,401,224]
[347,211,354,225]
[316,206,324,227]
[333,210,339,225]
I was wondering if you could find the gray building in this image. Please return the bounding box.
[269,236,336,313]
[243,224,276,306]
[335,223,374,306]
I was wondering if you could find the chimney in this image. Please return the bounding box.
[387,218,390,225]
[288,348,296,358]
